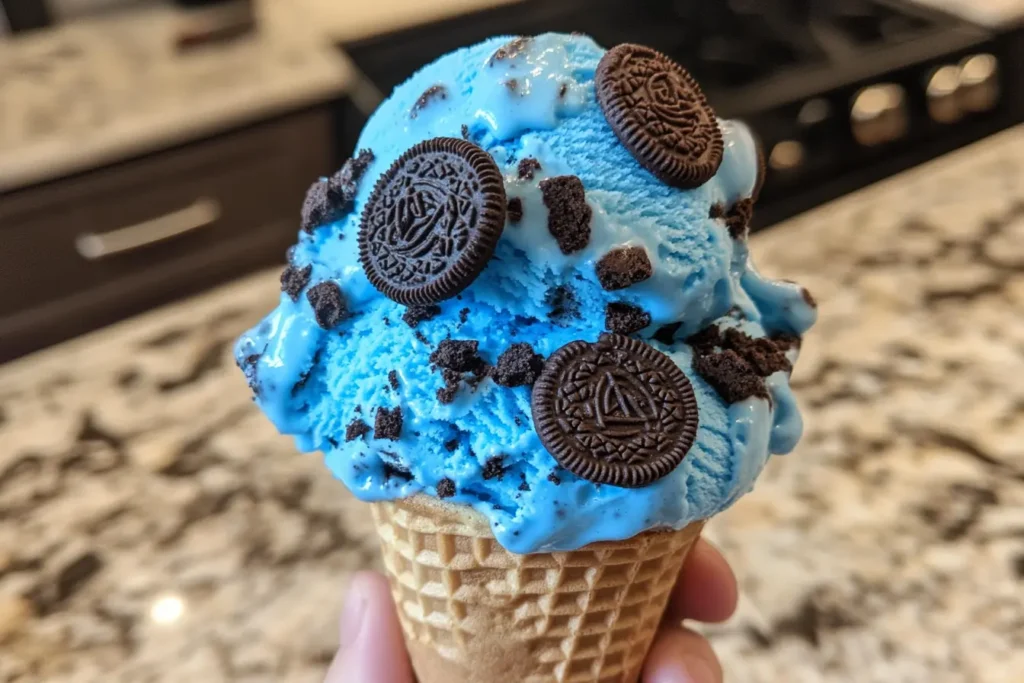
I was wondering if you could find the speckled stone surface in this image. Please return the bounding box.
[1,127,1022,683]
[0,3,351,191]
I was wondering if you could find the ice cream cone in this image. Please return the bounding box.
[371,495,704,683]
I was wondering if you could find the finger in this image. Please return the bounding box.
[324,571,415,683]
[666,539,738,623]
[643,625,723,683]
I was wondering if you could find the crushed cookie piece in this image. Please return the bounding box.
[345,418,370,442]
[402,304,441,328]
[507,197,523,224]
[492,343,544,387]
[539,176,591,254]
[374,407,403,441]
[437,478,456,498]
[596,247,652,290]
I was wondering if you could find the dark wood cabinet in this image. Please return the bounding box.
[0,108,332,362]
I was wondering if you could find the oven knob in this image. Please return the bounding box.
[926,65,962,124]
[959,54,1000,113]
[851,84,908,147]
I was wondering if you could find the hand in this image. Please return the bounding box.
[325,538,738,683]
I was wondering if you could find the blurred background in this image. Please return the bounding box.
[0,1,1022,681]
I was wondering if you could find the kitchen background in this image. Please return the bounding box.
[0,0,1022,681]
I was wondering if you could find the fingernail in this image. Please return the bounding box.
[649,656,717,683]
[339,588,368,649]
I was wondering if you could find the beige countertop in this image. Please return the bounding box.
[0,5,353,193]
[0,0,529,193]
[283,0,521,44]
[0,125,1021,682]
[908,0,1024,27]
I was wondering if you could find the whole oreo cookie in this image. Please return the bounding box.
[596,44,723,189]
[358,138,506,305]
[532,333,699,488]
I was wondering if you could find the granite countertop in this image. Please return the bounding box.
[0,4,352,192]
[1,127,1022,682]
[276,0,522,44]
[0,0,528,193]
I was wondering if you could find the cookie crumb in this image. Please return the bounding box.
[540,176,592,254]
[596,247,652,290]
[410,84,448,118]
[517,157,541,180]
[383,461,413,483]
[437,478,456,498]
[444,438,459,452]
[772,333,802,350]
[688,325,793,377]
[605,302,652,335]
[547,472,561,485]
[489,36,530,65]
[301,149,374,232]
[801,287,818,308]
[374,407,403,441]
[545,285,579,322]
[507,197,523,224]
[414,331,430,346]
[653,322,682,346]
[459,307,470,324]
[482,456,505,480]
[430,340,485,373]
[307,282,347,329]
[388,370,399,390]
[402,304,441,328]
[692,349,767,403]
[345,418,370,442]
[492,343,544,387]
[280,264,312,301]
[725,199,754,240]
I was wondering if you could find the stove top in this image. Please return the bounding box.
[635,0,938,87]
[341,0,1023,227]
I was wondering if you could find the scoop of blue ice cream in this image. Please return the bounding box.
[235,33,816,553]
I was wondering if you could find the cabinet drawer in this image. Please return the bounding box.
[0,108,333,361]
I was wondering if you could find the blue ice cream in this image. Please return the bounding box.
[235,33,817,553]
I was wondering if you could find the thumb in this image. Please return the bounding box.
[324,571,415,683]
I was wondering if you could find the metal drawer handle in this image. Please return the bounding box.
[75,198,221,260]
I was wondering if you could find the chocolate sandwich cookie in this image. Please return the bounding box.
[358,138,506,305]
[596,44,723,189]
[532,333,699,488]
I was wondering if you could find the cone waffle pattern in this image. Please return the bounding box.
[372,499,704,683]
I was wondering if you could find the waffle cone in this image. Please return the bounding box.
[371,495,704,683]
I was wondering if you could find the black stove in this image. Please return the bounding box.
[340,0,1023,228]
